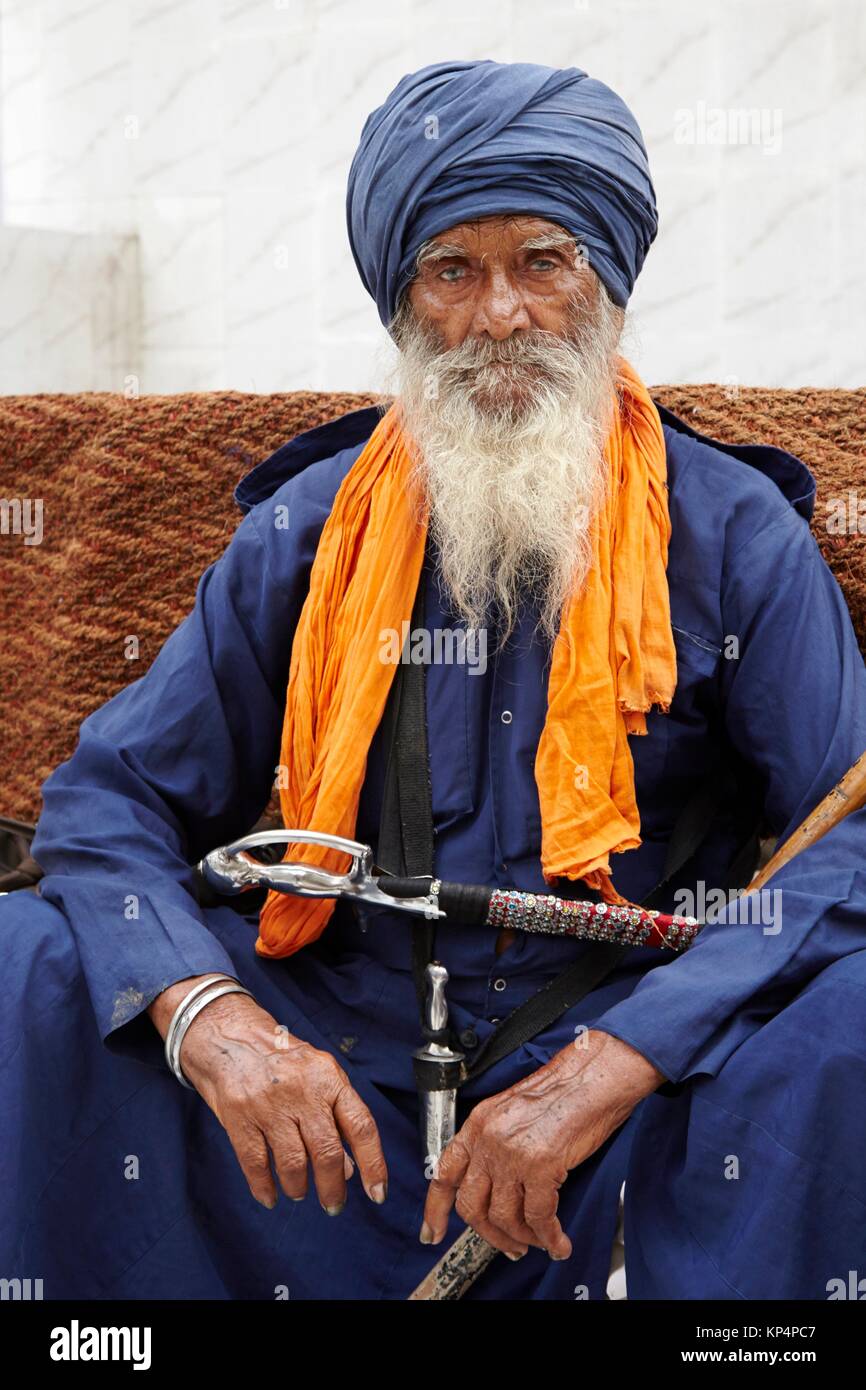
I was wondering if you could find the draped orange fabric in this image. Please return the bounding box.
[255,357,676,958]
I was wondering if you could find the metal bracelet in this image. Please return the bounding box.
[163,974,236,1079]
[163,976,249,1088]
[168,981,255,1089]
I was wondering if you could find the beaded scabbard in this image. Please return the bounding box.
[484,887,699,952]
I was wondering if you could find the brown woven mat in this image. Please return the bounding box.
[1,385,863,824]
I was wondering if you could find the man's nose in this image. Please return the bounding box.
[469,271,532,339]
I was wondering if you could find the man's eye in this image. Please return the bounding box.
[529,257,557,271]
[438,265,466,282]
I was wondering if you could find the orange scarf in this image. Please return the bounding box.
[256,357,676,959]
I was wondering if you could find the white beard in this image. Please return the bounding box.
[387,286,625,648]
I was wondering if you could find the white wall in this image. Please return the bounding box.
[0,224,138,392]
[0,0,863,394]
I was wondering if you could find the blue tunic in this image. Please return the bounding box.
[3,404,866,1300]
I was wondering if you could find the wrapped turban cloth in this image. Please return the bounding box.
[346,59,658,330]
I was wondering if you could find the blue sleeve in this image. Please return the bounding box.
[31,497,313,1061]
[592,505,866,1083]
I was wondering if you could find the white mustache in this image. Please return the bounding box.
[437,335,574,365]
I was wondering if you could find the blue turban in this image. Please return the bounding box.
[346,60,658,331]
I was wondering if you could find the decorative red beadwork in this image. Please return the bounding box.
[486,888,699,952]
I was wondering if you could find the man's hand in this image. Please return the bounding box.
[420,1030,664,1260]
[148,976,388,1213]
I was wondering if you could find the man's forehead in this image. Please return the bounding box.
[426,214,574,253]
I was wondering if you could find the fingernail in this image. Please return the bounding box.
[260,1196,277,1210]
[323,1202,345,1216]
[370,1182,387,1204]
[506,1251,526,1262]
[419,1222,434,1244]
[549,1251,568,1261]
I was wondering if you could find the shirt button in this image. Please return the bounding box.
[490,1017,502,1025]
[493,978,507,992]
[459,1027,478,1049]
[500,710,513,724]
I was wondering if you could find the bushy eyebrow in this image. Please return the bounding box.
[414,240,467,269]
[415,230,578,272]
[518,230,578,256]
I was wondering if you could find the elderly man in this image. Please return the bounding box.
[4,60,866,1302]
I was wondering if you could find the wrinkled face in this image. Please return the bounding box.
[406,214,602,412]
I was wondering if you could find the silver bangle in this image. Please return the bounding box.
[163,975,250,1088]
[168,982,255,1089]
[163,974,236,1077]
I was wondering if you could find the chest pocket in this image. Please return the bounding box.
[670,624,723,707]
[664,625,724,781]
[632,625,723,806]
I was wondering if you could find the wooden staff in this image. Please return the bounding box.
[409,749,866,1301]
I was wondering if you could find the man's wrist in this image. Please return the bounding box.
[555,1027,667,1101]
[589,1028,667,1097]
[147,972,238,1042]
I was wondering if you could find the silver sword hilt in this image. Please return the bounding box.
[197,828,444,921]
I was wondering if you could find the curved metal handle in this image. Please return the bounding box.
[197,829,444,921]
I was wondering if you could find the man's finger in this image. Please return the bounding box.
[228,1120,278,1209]
[524,1182,572,1260]
[454,1164,493,1234]
[266,1116,309,1202]
[453,1166,533,1256]
[297,1111,350,1213]
[333,1085,388,1202]
[421,1134,473,1241]
[488,1181,539,1249]
[462,1215,529,1260]
[433,1130,473,1188]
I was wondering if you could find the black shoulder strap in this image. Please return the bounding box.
[376,565,437,1014]
[376,575,763,1082]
